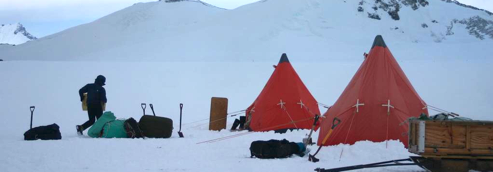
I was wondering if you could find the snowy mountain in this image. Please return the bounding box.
[1,0,492,61]
[0,23,37,45]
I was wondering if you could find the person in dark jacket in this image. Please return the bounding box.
[76,75,107,135]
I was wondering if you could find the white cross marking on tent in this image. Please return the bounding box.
[382,99,394,113]
[297,100,305,109]
[352,99,365,113]
[277,99,286,109]
[250,107,255,113]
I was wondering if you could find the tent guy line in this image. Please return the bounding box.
[196,116,317,144]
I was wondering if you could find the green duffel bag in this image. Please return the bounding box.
[101,120,127,138]
[88,111,116,138]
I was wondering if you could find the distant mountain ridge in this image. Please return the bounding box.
[0,23,36,45]
[358,0,493,40]
[1,0,492,61]
[441,0,493,15]
[162,0,225,9]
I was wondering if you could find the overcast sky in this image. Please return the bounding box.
[0,0,491,38]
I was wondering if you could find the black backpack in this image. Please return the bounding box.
[24,123,62,141]
[124,118,144,138]
[250,139,300,159]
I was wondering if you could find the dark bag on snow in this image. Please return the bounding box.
[138,115,173,138]
[124,118,144,138]
[249,139,301,159]
[24,123,62,140]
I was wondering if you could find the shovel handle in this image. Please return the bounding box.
[149,104,156,116]
[179,103,183,131]
[332,118,341,129]
[141,103,146,116]
[30,106,35,129]
[312,114,320,125]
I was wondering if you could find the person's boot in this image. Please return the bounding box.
[230,119,240,131]
[239,116,246,130]
[76,125,83,136]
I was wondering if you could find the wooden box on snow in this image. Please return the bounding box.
[209,97,228,131]
[409,119,493,157]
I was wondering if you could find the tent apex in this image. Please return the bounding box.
[279,53,290,63]
[371,35,387,49]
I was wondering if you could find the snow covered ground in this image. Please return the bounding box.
[0,59,491,172]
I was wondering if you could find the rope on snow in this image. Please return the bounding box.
[183,109,246,129]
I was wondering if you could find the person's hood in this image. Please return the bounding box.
[95,75,106,86]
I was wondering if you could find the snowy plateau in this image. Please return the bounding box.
[0,0,492,172]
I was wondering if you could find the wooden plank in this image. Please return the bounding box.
[422,148,493,156]
[408,122,419,154]
[423,120,493,126]
[421,155,493,160]
[470,125,493,150]
[209,97,228,131]
[467,125,471,150]
[414,122,418,145]
[451,125,466,148]
[425,124,452,148]
[410,122,416,146]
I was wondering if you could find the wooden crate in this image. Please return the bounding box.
[409,119,493,157]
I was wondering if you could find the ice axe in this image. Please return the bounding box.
[309,117,341,163]
[303,114,320,145]
[141,103,146,116]
[178,103,184,138]
[30,106,35,129]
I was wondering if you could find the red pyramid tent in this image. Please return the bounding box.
[317,35,428,147]
[245,53,321,131]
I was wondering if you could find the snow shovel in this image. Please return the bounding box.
[141,103,146,116]
[149,104,156,116]
[30,106,35,129]
[303,114,320,145]
[309,117,341,163]
[178,103,184,138]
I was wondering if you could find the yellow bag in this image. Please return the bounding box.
[82,94,87,111]
[82,94,106,111]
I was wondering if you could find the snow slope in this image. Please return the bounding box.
[1,0,492,61]
[0,58,492,171]
[0,23,36,45]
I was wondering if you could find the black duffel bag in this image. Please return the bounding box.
[250,139,304,159]
[139,115,173,138]
[24,123,62,140]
